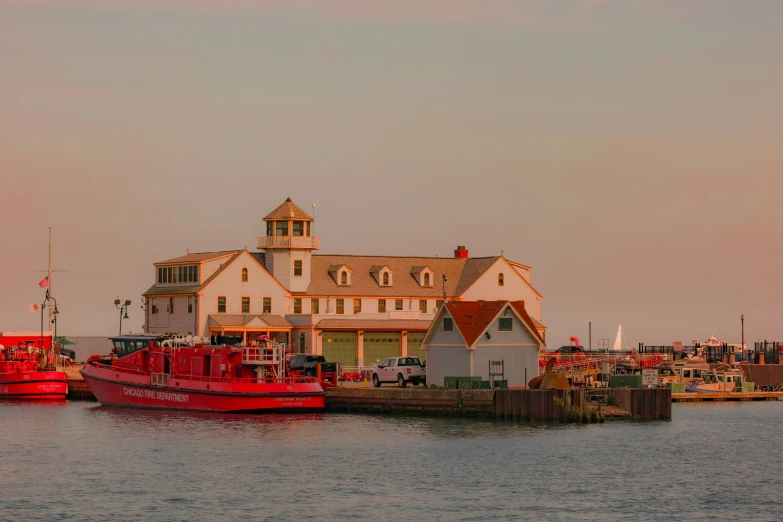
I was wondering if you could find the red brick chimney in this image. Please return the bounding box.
[454,245,469,259]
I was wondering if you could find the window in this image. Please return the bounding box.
[341,271,348,285]
[424,273,430,286]
[263,297,271,314]
[419,300,427,313]
[383,272,389,286]
[436,300,444,310]
[193,265,199,282]
[378,299,386,313]
[311,298,320,314]
[167,267,173,284]
[498,273,504,287]
[151,299,158,314]
[218,296,227,313]
[294,260,303,277]
[443,317,454,331]
[188,296,193,314]
[267,222,273,236]
[178,267,184,283]
[336,299,345,314]
[498,317,513,331]
[157,268,163,284]
[276,221,289,236]
[395,299,403,311]
[353,299,361,314]
[241,297,251,314]
[293,221,304,236]
[294,298,302,314]
[188,266,193,282]
[241,267,248,282]
[168,298,174,314]
[306,222,311,237]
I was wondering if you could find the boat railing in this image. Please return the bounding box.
[241,346,281,365]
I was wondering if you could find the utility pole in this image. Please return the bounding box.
[589,322,592,352]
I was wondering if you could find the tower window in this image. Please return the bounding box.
[383,272,389,286]
[218,296,227,313]
[498,273,504,287]
[306,222,311,237]
[267,222,273,236]
[276,221,288,236]
[294,260,303,277]
[341,271,348,285]
[241,297,250,314]
[424,273,430,287]
[241,267,248,282]
[262,297,272,314]
[293,221,304,236]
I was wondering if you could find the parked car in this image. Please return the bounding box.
[372,356,426,388]
[287,354,327,376]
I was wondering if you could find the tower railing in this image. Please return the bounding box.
[256,236,320,249]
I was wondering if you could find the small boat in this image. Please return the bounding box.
[0,339,68,400]
[685,364,746,392]
[80,334,325,413]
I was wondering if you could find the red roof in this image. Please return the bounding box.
[445,301,507,347]
[445,300,544,347]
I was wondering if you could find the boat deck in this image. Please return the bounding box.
[672,391,783,402]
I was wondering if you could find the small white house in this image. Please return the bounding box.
[422,300,545,387]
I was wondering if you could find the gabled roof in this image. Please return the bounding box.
[144,251,242,297]
[445,300,508,347]
[453,257,501,295]
[410,265,432,274]
[263,197,313,221]
[154,250,238,266]
[369,265,390,273]
[329,264,351,272]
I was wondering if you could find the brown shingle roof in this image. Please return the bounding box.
[315,319,432,331]
[154,251,238,265]
[263,197,313,221]
[453,257,500,295]
[306,255,475,297]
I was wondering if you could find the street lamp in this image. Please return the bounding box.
[39,293,59,368]
[115,298,131,336]
[741,314,745,361]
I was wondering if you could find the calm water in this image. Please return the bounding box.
[1,401,782,522]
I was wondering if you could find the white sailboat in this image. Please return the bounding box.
[612,325,623,353]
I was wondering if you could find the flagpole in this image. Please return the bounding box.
[48,227,52,329]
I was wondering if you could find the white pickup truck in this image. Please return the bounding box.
[371,356,426,388]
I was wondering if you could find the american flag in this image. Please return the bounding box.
[39,276,49,289]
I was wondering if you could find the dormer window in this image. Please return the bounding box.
[241,267,248,282]
[383,272,389,286]
[341,271,348,285]
[370,265,392,286]
[424,273,430,286]
[498,273,504,287]
[329,264,352,285]
[411,266,434,287]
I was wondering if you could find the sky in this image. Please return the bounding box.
[1,0,781,348]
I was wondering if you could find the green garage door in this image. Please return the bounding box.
[364,331,401,366]
[407,332,427,362]
[322,331,357,370]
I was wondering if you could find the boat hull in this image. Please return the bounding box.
[0,371,68,400]
[80,366,325,413]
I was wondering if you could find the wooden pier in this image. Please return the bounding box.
[672,391,783,402]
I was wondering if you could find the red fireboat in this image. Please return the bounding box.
[0,333,68,400]
[80,335,325,413]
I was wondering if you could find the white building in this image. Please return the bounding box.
[422,300,546,387]
[143,198,547,369]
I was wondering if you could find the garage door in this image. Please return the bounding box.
[407,332,427,362]
[363,331,401,366]
[322,331,357,370]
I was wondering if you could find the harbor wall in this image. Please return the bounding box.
[611,388,671,419]
[734,364,783,388]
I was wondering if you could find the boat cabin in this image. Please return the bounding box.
[111,334,167,358]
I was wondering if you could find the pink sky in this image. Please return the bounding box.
[1,0,781,347]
